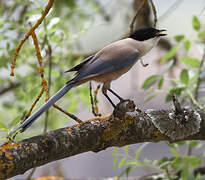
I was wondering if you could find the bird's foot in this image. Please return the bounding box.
[113,99,136,118]
[140,58,149,67]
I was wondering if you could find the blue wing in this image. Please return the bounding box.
[73,51,140,82]
[65,54,95,73]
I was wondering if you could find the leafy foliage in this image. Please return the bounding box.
[113,141,204,179]
[192,16,201,31]
[113,15,205,179]
[0,0,105,140]
[161,44,180,62]
[141,15,204,104]
[180,57,201,67]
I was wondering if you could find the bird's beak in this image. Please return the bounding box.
[156,29,167,37]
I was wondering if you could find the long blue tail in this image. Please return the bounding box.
[8,83,75,136]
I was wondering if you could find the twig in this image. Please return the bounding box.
[93,84,101,116]
[32,25,82,128]
[44,35,52,133]
[23,88,44,121]
[89,82,95,115]
[94,85,101,108]
[149,0,157,27]
[25,24,53,180]
[10,0,54,76]
[22,30,48,122]
[53,104,83,124]
[195,45,205,101]
[32,32,82,126]
[171,93,182,114]
[31,31,48,97]
[187,90,203,110]
[186,143,192,156]
[89,82,101,117]
[130,0,147,35]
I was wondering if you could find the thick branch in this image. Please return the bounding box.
[1,106,205,179]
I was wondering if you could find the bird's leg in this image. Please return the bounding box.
[108,88,124,101]
[102,90,116,108]
[102,83,116,108]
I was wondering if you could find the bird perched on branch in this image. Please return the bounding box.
[9,27,166,136]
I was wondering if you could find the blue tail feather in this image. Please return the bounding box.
[8,83,75,136]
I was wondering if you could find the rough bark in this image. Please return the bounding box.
[0,101,205,180]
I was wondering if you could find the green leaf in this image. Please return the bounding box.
[0,55,8,68]
[50,35,61,42]
[161,44,180,62]
[135,143,149,159]
[181,165,189,180]
[180,57,200,67]
[0,19,4,28]
[198,31,205,39]
[158,157,170,169]
[158,157,169,165]
[118,157,127,168]
[112,156,117,168]
[159,161,170,169]
[125,166,135,177]
[188,140,198,147]
[144,93,157,102]
[170,147,179,157]
[125,145,129,155]
[0,34,7,40]
[158,76,164,89]
[166,87,186,102]
[180,69,189,85]
[118,167,131,179]
[183,156,201,167]
[175,141,187,146]
[192,16,201,31]
[174,35,185,42]
[118,169,126,179]
[172,157,183,170]
[135,149,142,160]
[113,147,118,154]
[184,40,191,51]
[142,75,159,89]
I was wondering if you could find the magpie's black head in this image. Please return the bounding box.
[129,27,167,41]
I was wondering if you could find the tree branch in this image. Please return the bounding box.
[0,102,205,179]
